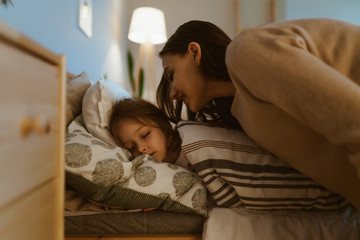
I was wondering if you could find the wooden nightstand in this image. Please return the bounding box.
[0,21,65,240]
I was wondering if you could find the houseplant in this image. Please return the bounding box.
[127,49,144,98]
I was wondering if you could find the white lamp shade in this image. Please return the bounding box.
[128,7,167,44]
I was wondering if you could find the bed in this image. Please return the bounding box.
[64,72,360,240]
[64,72,206,240]
[65,189,204,239]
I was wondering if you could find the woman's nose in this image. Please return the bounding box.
[169,83,178,100]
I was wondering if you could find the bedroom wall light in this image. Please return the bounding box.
[78,0,92,38]
[128,7,167,101]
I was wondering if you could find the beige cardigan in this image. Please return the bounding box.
[226,18,360,209]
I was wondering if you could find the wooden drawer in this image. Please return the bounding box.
[0,21,65,240]
[0,117,58,207]
[0,40,61,208]
[0,40,60,104]
[0,179,60,240]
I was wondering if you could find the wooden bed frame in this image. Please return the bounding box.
[66,236,202,240]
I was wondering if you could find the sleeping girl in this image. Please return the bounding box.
[108,97,190,169]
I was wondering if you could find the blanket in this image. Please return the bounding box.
[177,121,348,210]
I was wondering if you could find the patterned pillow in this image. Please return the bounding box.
[65,116,207,216]
[177,121,348,210]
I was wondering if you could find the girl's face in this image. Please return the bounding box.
[161,44,212,112]
[116,119,167,162]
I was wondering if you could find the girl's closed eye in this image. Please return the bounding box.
[142,131,150,138]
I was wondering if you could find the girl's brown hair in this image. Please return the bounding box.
[157,20,241,130]
[108,98,181,163]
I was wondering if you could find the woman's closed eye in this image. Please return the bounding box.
[165,71,174,82]
[169,73,174,82]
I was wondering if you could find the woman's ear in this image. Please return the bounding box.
[188,42,201,66]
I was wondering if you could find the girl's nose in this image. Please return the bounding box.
[138,145,146,154]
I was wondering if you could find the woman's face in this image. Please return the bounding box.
[116,119,167,162]
[161,48,212,112]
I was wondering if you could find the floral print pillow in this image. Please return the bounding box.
[65,115,207,216]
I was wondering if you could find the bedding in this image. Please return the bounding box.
[64,77,207,238]
[66,72,91,126]
[64,73,360,239]
[177,121,348,210]
[204,205,360,240]
[82,79,131,146]
[65,210,204,237]
[67,78,207,216]
[65,115,207,216]
[65,190,205,236]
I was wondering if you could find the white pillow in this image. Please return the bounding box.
[65,116,208,216]
[82,79,131,145]
[177,121,348,210]
[66,72,91,126]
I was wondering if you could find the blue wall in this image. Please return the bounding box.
[1,0,359,89]
[285,0,360,24]
[0,0,129,87]
[240,0,360,28]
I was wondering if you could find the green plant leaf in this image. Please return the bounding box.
[1,0,14,7]
[127,49,135,92]
[138,68,145,98]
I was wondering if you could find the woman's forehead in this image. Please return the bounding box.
[161,53,185,67]
[161,54,173,68]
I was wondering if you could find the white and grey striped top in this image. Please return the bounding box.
[177,121,348,210]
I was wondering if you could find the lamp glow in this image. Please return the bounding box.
[81,2,89,19]
[128,7,167,44]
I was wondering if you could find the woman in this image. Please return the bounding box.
[156,18,360,209]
